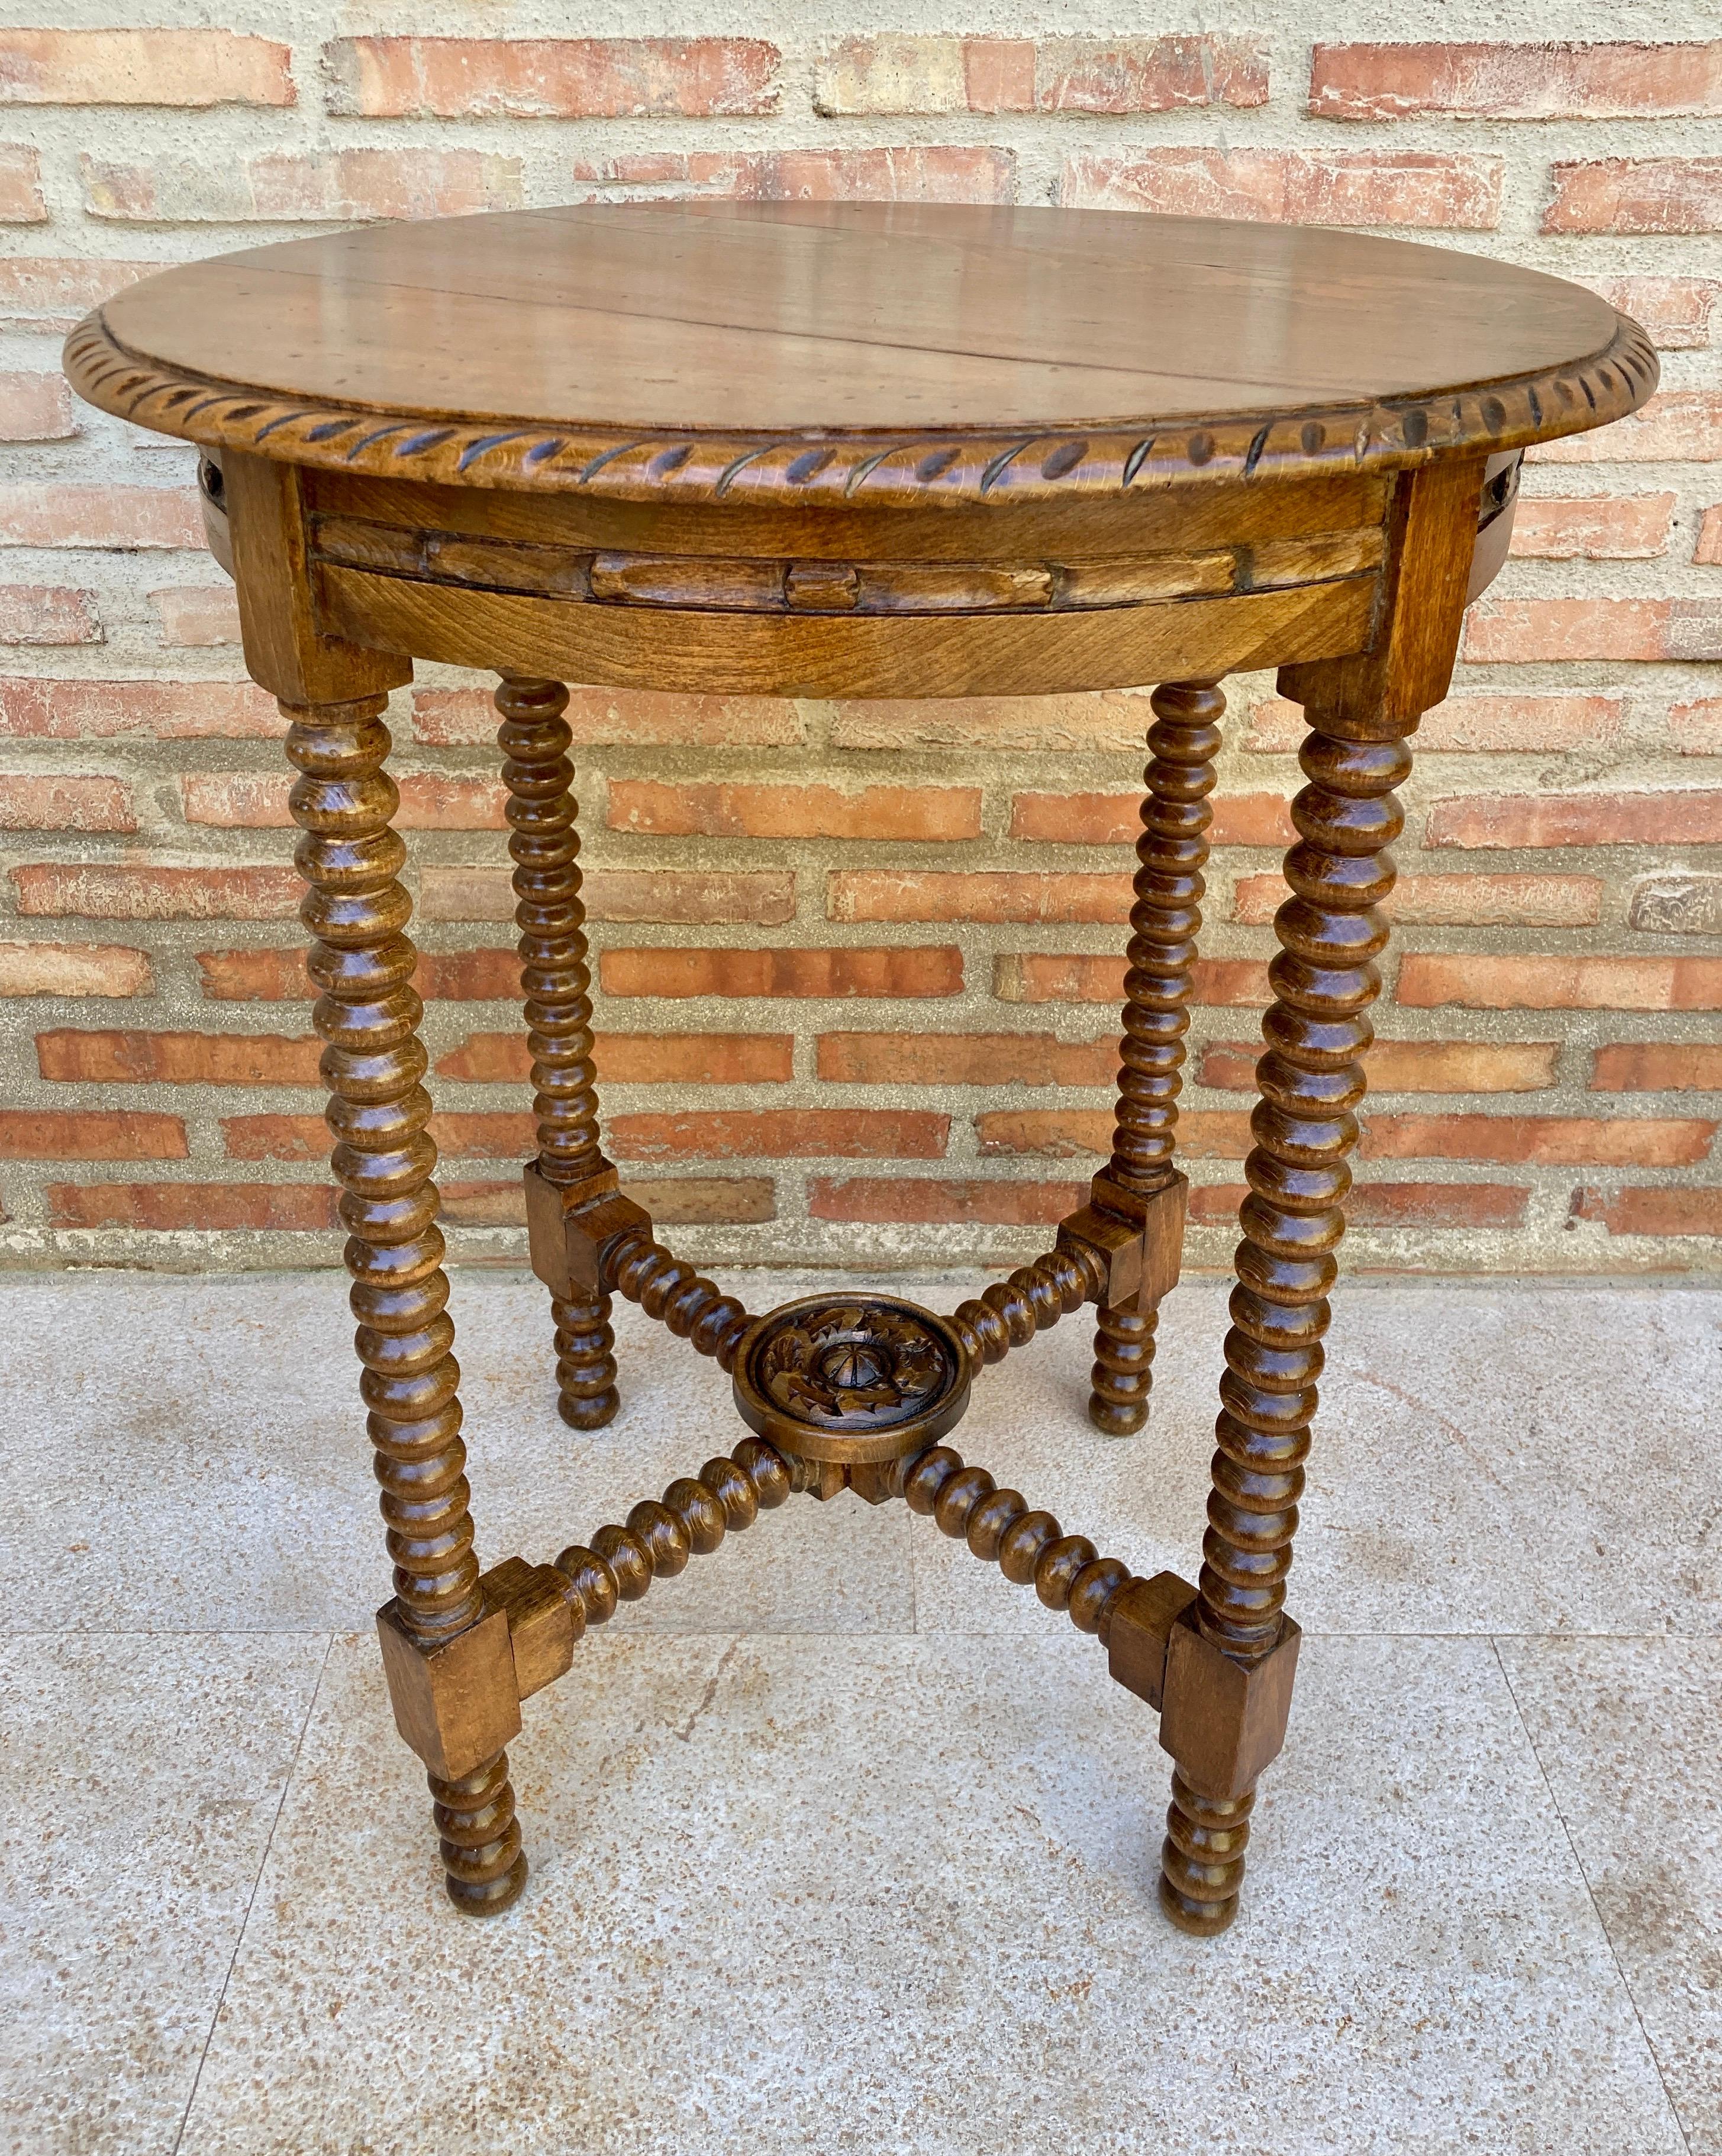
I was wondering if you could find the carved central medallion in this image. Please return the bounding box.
[732,1295,972,1464]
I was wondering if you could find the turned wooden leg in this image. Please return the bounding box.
[286,692,528,1915]
[1086,680,1220,1435]
[1158,703,1411,1936]
[496,676,620,1431]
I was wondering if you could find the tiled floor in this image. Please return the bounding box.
[1,1269,1716,2155]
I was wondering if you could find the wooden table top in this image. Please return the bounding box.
[66,203,1655,508]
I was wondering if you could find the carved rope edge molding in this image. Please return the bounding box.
[63,306,1657,509]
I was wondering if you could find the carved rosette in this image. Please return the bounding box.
[733,1296,972,1464]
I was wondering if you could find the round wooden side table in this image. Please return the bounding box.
[65,202,1654,1934]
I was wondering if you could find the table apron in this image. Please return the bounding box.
[313,562,1381,698]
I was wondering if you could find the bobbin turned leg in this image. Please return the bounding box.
[1157,459,1485,1935]
[1081,680,1219,1434]
[286,693,527,1915]
[496,677,621,1431]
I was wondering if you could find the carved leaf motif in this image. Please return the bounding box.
[753,1301,954,1430]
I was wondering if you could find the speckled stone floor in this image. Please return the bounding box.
[1,1269,1717,2156]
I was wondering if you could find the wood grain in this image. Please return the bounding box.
[64,204,1655,506]
[314,560,1381,698]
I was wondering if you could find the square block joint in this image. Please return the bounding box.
[479,1555,579,1700]
[1158,1608,1303,1801]
[375,1598,523,1782]
[524,1158,653,1296]
[1105,1569,1199,1710]
[1057,1170,1186,1311]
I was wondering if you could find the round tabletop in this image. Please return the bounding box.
[65,203,1655,508]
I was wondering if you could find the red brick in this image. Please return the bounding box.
[14,864,299,921]
[0,257,154,319]
[831,690,1153,753]
[1361,1113,1714,1167]
[0,680,281,740]
[1310,41,1722,120]
[439,1115,543,1160]
[0,143,43,222]
[818,35,1018,114]
[1008,791,1293,847]
[46,1182,336,1230]
[1695,507,1722,565]
[994,953,1269,1005]
[1530,390,1722,464]
[0,373,73,441]
[1572,1186,1722,1235]
[1347,1182,1531,1229]
[1544,158,1722,234]
[197,945,523,1003]
[1234,870,1600,927]
[1427,790,1722,848]
[1508,493,1675,560]
[180,771,506,831]
[608,1109,949,1161]
[0,1109,184,1159]
[411,685,803,748]
[1198,1038,1560,1093]
[436,1032,794,1085]
[1399,954,1722,1011]
[0,774,134,833]
[422,951,524,1003]
[828,872,1128,925]
[0,485,204,550]
[150,588,240,646]
[568,147,1017,206]
[1248,692,1622,754]
[421,866,795,926]
[1190,1180,1531,1229]
[814,34,1265,114]
[975,1107,1250,1158]
[0,30,293,106]
[608,780,981,842]
[1590,1043,1722,1092]
[441,1174,776,1229]
[1040,35,1267,112]
[84,149,523,223]
[220,1115,328,1162]
[1059,149,1502,229]
[195,948,307,1003]
[326,37,779,117]
[602,946,963,999]
[1463,598,1722,664]
[0,941,151,998]
[0,586,100,645]
[37,1029,321,1085]
[817,1032,1117,1087]
[1586,276,1719,350]
[809,1176,1086,1227]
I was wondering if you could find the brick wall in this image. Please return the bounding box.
[2,7,1718,1276]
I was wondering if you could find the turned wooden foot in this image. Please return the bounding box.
[1159,1773,1253,1935]
[552,1289,620,1429]
[431,1751,529,1915]
[1087,1300,1157,1435]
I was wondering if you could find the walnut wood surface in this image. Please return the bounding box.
[494,677,620,1432]
[286,689,526,1914]
[65,204,1653,506]
[1087,680,1224,1437]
